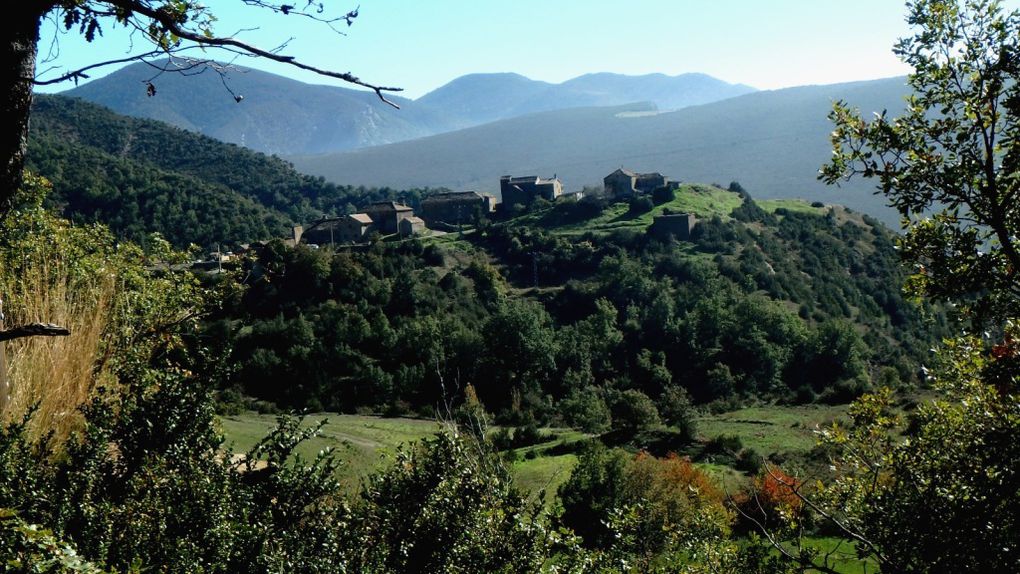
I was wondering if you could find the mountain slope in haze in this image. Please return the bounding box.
[413,73,556,128]
[415,72,755,128]
[292,77,910,227]
[62,62,451,156]
[512,72,755,115]
[60,63,755,155]
[25,95,423,247]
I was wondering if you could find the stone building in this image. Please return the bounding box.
[399,216,426,237]
[649,212,697,240]
[338,214,375,243]
[301,213,375,245]
[360,201,414,235]
[420,191,497,226]
[499,175,563,207]
[604,168,674,198]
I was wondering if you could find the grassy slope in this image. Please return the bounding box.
[219,410,874,573]
[696,404,849,458]
[218,412,583,498]
[219,403,845,495]
[507,183,743,236]
[218,413,443,490]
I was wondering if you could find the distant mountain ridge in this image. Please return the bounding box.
[291,77,911,227]
[415,71,755,128]
[59,62,755,155]
[61,63,449,156]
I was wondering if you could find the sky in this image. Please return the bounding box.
[31,0,1018,99]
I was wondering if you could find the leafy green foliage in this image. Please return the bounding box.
[814,336,1020,573]
[558,442,731,567]
[0,509,108,574]
[216,187,940,428]
[348,432,551,573]
[821,0,1020,325]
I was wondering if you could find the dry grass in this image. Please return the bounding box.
[1,228,119,443]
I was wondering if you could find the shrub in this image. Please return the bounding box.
[610,389,661,434]
[559,443,731,557]
[628,196,654,214]
[651,186,675,205]
[734,465,803,532]
[658,385,698,440]
[560,387,612,434]
[350,432,550,573]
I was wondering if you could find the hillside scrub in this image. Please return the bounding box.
[215,191,941,425]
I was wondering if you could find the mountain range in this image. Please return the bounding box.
[291,77,911,226]
[57,62,911,226]
[61,62,755,155]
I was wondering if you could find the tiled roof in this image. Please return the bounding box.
[364,201,413,212]
[422,191,484,204]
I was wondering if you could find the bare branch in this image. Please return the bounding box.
[762,463,888,566]
[0,323,71,342]
[32,49,169,85]
[99,0,402,107]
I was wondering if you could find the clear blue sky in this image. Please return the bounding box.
[33,0,1020,99]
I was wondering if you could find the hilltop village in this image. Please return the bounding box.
[272,168,696,252]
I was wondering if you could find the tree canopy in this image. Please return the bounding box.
[821,0,1020,323]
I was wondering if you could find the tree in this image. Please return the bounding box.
[752,2,1020,572]
[610,389,661,434]
[2,1,401,216]
[820,0,1020,324]
[351,432,550,573]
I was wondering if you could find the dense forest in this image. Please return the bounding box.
[25,95,439,247]
[211,186,941,429]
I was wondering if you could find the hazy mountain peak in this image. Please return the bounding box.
[59,63,757,156]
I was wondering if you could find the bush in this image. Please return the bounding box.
[651,186,675,205]
[628,196,654,214]
[611,389,661,434]
[350,432,550,572]
[733,465,804,533]
[658,385,698,440]
[559,443,731,556]
[704,433,744,456]
[561,387,612,434]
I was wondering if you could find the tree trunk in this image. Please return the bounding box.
[0,306,7,416]
[0,8,43,218]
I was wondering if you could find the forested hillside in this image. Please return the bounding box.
[25,95,433,246]
[213,186,942,423]
[4,1,1018,572]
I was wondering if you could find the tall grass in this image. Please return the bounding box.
[1,249,118,442]
[0,174,141,443]
[0,175,206,446]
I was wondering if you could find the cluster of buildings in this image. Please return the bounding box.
[603,168,680,198]
[284,167,696,247]
[291,191,498,247]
